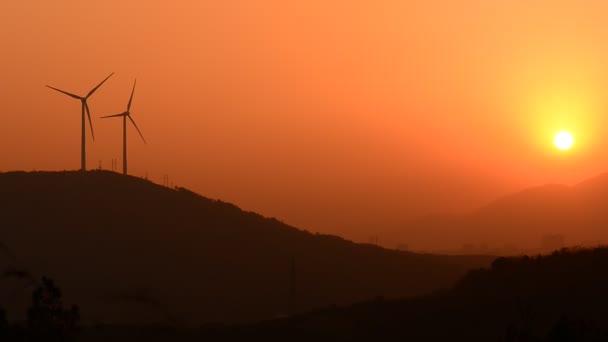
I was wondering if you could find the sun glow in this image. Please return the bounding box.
[554,131,574,150]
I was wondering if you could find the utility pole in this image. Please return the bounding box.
[288,256,296,315]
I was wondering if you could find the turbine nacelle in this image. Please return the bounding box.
[46,72,115,142]
[46,72,114,101]
[101,79,146,144]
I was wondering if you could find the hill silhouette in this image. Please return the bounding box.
[202,247,608,341]
[0,171,493,326]
[391,174,608,253]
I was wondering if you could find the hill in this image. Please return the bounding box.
[391,174,608,253]
[0,171,493,326]
[202,247,608,341]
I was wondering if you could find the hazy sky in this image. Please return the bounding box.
[3,1,608,242]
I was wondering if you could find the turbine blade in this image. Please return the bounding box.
[128,115,146,144]
[101,113,125,119]
[87,72,114,98]
[46,85,81,100]
[84,102,95,141]
[127,79,136,111]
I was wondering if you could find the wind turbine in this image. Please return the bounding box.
[101,79,146,175]
[46,73,114,171]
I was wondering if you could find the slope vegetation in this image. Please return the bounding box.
[0,171,492,325]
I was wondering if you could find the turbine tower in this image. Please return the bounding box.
[101,79,146,175]
[46,73,114,171]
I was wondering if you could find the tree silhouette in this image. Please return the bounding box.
[26,277,79,342]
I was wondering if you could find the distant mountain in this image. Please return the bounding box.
[392,174,608,253]
[204,247,608,341]
[0,171,492,326]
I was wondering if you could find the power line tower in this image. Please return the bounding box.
[369,235,379,246]
[288,256,296,316]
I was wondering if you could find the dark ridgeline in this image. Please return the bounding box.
[201,247,608,341]
[0,170,493,327]
[4,248,608,341]
[46,73,114,172]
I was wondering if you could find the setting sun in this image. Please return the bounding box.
[554,131,574,150]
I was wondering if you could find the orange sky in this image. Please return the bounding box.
[3,1,608,242]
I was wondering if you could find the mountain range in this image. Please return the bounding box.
[390,173,608,253]
[0,170,492,326]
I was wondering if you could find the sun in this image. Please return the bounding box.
[554,131,574,150]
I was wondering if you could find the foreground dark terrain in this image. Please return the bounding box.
[209,247,608,341]
[3,247,605,341]
[0,171,491,327]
